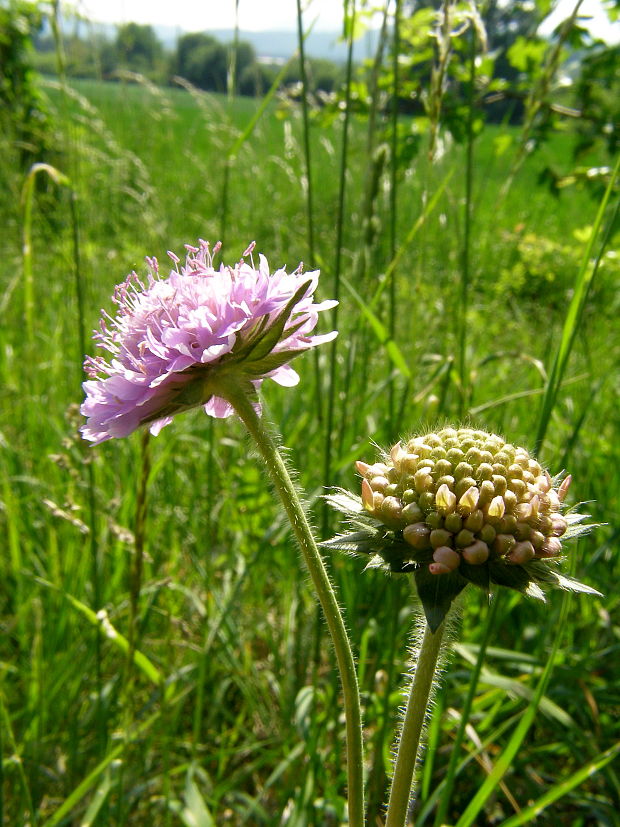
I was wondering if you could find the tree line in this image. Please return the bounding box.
[3,1,617,178]
[32,22,344,97]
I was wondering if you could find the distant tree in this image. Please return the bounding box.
[176,33,263,94]
[176,32,228,91]
[233,40,256,81]
[282,56,342,93]
[308,58,342,93]
[573,43,620,157]
[238,61,276,97]
[115,22,162,73]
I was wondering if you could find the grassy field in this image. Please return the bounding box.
[1,60,619,827]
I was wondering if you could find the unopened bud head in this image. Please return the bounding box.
[345,427,593,587]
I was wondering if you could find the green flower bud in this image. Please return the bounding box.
[444,513,463,534]
[430,528,453,549]
[403,522,431,550]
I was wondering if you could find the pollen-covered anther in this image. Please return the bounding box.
[403,522,431,550]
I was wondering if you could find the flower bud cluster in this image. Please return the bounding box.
[356,427,570,577]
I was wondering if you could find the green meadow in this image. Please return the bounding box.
[1,46,619,827]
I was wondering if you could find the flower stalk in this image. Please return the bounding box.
[324,426,600,825]
[216,375,365,827]
[81,239,363,821]
[385,619,446,827]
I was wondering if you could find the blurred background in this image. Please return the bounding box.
[1,0,619,824]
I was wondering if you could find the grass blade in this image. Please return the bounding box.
[342,275,412,379]
[534,155,620,453]
[433,594,500,826]
[453,590,573,827]
[500,741,620,827]
[34,577,164,688]
[40,693,190,827]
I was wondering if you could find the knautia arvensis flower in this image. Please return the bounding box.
[81,240,337,444]
[324,427,599,630]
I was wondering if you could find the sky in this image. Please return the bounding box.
[76,0,351,31]
[75,0,619,42]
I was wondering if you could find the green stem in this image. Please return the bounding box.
[219,379,365,827]
[322,0,356,534]
[457,23,476,418]
[387,0,400,435]
[385,620,446,827]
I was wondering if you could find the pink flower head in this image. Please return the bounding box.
[81,240,337,444]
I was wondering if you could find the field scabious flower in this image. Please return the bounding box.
[81,240,337,444]
[325,427,599,630]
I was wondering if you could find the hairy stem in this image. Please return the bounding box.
[386,620,446,827]
[219,379,365,827]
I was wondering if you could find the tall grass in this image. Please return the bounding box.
[1,5,619,826]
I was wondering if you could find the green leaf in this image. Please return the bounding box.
[414,567,468,632]
[244,346,306,377]
[79,768,114,827]
[535,155,620,452]
[242,279,311,362]
[525,561,602,596]
[180,769,216,827]
[459,560,490,592]
[324,489,365,516]
[487,561,540,597]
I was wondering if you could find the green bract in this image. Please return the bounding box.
[324,427,599,630]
